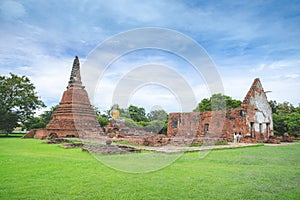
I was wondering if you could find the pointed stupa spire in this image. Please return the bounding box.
[33,56,103,139]
[68,56,82,87]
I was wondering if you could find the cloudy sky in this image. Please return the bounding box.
[0,0,299,114]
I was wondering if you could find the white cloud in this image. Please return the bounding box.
[0,0,26,20]
[1,0,300,115]
[268,60,300,70]
[250,64,265,73]
[127,85,182,113]
[285,74,300,79]
[90,52,202,113]
[218,58,300,106]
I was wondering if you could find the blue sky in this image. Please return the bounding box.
[0,0,299,114]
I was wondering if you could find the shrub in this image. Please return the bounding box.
[143,120,164,133]
[97,115,109,127]
[215,141,228,145]
[30,122,46,129]
[125,118,138,128]
[190,142,203,147]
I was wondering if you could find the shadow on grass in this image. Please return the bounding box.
[0,134,26,138]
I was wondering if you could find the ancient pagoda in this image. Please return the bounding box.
[34,56,102,139]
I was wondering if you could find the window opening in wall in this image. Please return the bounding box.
[239,110,246,117]
[171,117,178,128]
[266,123,270,138]
[250,122,254,138]
[259,123,263,139]
[204,123,209,134]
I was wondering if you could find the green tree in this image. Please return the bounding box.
[125,118,138,128]
[146,109,168,134]
[158,120,168,135]
[144,120,165,133]
[296,104,300,113]
[23,105,57,130]
[119,108,131,119]
[97,114,109,127]
[147,109,168,121]
[30,121,46,129]
[23,116,45,130]
[272,101,300,136]
[0,111,18,134]
[40,105,58,124]
[193,98,211,112]
[106,104,131,119]
[276,102,295,115]
[106,105,169,134]
[92,106,109,127]
[284,113,300,135]
[272,113,288,135]
[193,94,242,112]
[128,105,148,122]
[0,73,45,134]
[269,100,278,113]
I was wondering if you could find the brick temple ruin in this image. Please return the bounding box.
[167,78,274,143]
[29,56,274,146]
[33,56,103,139]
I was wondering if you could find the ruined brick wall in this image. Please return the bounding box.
[221,108,247,141]
[167,112,200,137]
[242,78,273,140]
[167,109,247,142]
[35,129,51,139]
[167,78,273,143]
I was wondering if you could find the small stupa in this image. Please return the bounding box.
[34,56,103,139]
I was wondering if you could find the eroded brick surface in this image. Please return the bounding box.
[34,57,103,139]
[167,78,274,143]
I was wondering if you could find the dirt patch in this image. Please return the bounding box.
[64,143,84,148]
[82,144,141,154]
[46,138,71,144]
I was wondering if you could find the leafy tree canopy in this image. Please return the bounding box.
[0,73,45,133]
[193,93,242,112]
[128,105,149,122]
[40,105,58,124]
[97,104,168,134]
[147,109,168,121]
[270,101,300,136]
[23,105,58,130]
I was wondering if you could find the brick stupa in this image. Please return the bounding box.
[34,56,102,139]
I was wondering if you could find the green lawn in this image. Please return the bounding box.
[0,138,299,200]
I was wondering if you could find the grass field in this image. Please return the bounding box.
[0,138,299,199]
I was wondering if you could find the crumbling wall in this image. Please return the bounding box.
[167,78,273,143]
[168,109,247,142]
[167,112,200,137]
[242,78,273,140]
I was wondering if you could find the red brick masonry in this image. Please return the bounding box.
[34,56,102,139]
[168,78,273,143]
